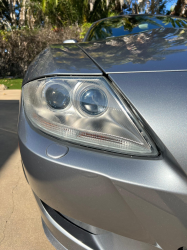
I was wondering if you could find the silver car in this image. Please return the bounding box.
[18,15,187,250]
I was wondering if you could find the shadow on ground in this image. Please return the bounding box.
[0,100,19,170]
[0,100,55,250]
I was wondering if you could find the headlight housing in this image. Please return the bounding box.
[23,76,157,156]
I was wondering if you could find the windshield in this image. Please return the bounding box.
[86,15,187,41]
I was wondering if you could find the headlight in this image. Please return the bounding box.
[79,87,108,116]
[45,83,70,110]
[23,76,157,156]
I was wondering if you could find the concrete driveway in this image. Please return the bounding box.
[0,91,54,250]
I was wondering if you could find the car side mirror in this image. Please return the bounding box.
[63,39,78,44]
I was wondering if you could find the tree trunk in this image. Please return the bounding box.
[19,0,26,26]
[8,0,17,26]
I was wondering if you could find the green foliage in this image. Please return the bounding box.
[0,30,7,40]
[80,22,92,39]
[88,0,121,23]
[108,12,120,17]
[36,0,122,27]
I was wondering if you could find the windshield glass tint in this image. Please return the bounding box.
[86,16,187,41]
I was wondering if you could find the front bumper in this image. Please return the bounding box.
[34,193,160,250]
[18,101,187,250]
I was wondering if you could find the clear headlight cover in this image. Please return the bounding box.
[23,76,157,156]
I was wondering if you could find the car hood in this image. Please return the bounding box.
[79,28,187,73]
[23,28,187,85]
[22,43,102,85]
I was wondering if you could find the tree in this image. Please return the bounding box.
[0,0,36,29]
[122,0,171,15]
[0,0,18,29]
[172,0,187,17]
[38,0,123,27]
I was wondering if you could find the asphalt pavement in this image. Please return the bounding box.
[0,91,55,250]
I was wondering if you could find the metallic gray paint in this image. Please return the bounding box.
[18,95,187,250]
[36,195,161,250]
[79,28,187,74]
[40,198,100,250]
[46,144,68,159]
[109,72,187,175]
[22,44,102,85]
[42,220,67,250]
[63,214,106,235]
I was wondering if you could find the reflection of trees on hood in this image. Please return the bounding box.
[89,16,164,40]
[156,16,187,27]
[88,16,187,41]
[24,48,53,83]
[50,45,100,69]
[24,44,98,83]
[122,16,163,31]
[81,28,187,66]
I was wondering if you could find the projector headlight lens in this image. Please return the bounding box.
[80,88,108,116]
[45,84,70,110]
[23,76,157,156]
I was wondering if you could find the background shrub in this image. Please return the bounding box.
[0,26,81,77]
